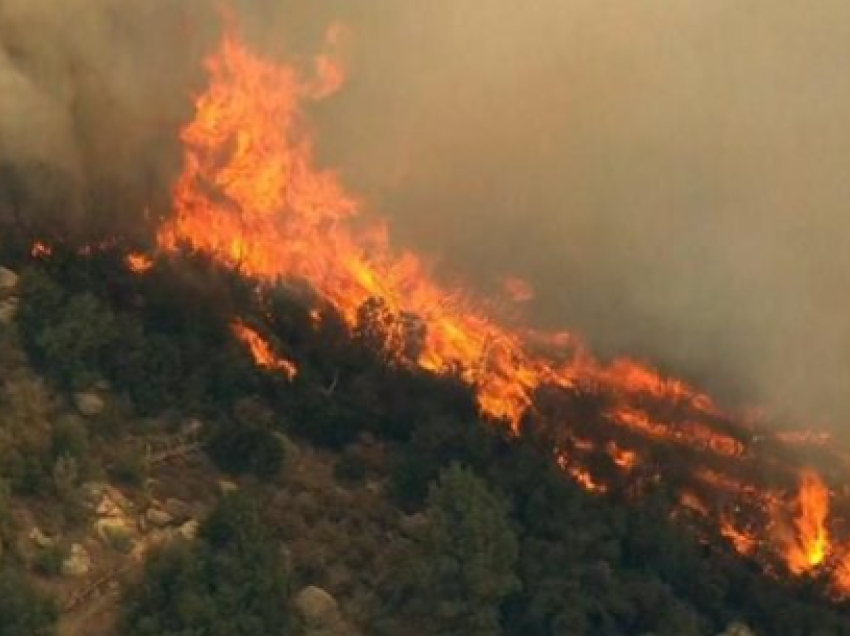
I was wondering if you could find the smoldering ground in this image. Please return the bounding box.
[2,0,850,430]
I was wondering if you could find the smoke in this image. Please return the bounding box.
[0,0,215,234]
[297,0,850,429]
[2,0,849,428]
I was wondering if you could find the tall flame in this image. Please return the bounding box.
[782,470,830,575]
[156,21,850,596]
[157,24,734,433]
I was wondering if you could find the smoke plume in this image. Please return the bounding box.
[2,0,850,430]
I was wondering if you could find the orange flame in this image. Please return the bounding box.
[157,24,738,434]
[155,20,850,595]
[782,470,830,575]
[126,252,154,274]
[31,241,52,258]
[232,321,297,381]
[720,515,759,556]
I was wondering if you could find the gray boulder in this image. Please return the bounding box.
[0,267,18,293]
[294,586,340,628]
[62,543,91,578]
[0,298,17,324]
[145,508,174,528]
[74,392,105,417]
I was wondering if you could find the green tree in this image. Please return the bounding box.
[401,464,520,636]
[122,494,290,636]
[0,566,57,636]
[36,292,117,388]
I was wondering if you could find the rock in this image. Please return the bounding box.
[29,527,56,549]
[719,623,757,636]
[294,586,340,628]
[398,513,428,538]
[74,392,105,417]
[0,267,18,293]
[62,543,91,578]
[164,498,193,523]
[145,508,174,528]
[0,298,17,324]
[177,519,200,540]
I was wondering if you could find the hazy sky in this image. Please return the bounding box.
[2,0,850,427]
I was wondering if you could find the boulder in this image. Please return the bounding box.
[177,519,200,540]
[62,543,91,578]
[163,498,193,523]
[145,508,174,528]
[0,298,17,324]
[294,586,340,628]
[29,527,56,549]
[0,267,18,293]
[74,392,105,417]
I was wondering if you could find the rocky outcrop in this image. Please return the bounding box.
[0,266,18,293]
[0,266,19,324]
[294,586,340,629]
[62,543,92,578]
[145,508,174,528]
[29,526,56,549]
[74,392,106,417]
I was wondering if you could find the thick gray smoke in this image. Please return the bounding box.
[2,0,849,430]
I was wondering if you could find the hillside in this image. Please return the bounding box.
[0,241,847,636]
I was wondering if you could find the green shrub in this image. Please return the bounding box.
[334,449,367,486]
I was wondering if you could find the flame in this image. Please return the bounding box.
[720,515,759,556]
[782,470,830,574]
[31,242,52,258]
[126,252,154,274]
[155,20,850,595]
[607,442,638,470]
[157,24,743,434]
[556,453,606,493]
[232,321,297,381]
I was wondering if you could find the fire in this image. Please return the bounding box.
[720,515,759,556]
[232,321,297,381]
[782,470,830,574]
[31,241,52,258]
[156,19,850,595]
[157,23,740,434]
[126,252,154,274]
[607,442,638,470]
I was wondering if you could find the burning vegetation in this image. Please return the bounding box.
[149,21,850,599]
[3,10,850,633]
